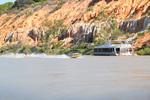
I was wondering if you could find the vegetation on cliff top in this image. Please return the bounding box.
[0,2,14,15]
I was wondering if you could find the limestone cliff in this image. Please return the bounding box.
[0,0,150,49]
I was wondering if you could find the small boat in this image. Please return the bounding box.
[68,53,82,58]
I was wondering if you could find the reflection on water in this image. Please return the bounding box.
[0,56,150,100]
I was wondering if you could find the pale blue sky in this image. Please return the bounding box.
[0,0,16,5]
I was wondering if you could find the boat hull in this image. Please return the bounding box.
[71,54,82,58]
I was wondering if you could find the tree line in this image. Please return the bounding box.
[12,0,47,9]
[0,0,47,15]
[0,2,14,14]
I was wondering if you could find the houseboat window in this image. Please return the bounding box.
[94,48,114,52]
[94,49,97,52]
[116,48,120,53]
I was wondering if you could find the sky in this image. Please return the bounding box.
[0,0,16,5]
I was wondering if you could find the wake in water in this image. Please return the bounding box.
[0,53,83,58]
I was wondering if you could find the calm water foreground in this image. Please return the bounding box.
[0,54,150,100]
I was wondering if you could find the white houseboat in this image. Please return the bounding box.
[93,40,135,56]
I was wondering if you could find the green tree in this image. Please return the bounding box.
[0,2,14,14]
[147,26,150,33]
[42,20,67,50]
[99,20,123,44]
[148,10,150,16]
[13,0,24,8]
[33,0,47,2]
[12,0,35,8]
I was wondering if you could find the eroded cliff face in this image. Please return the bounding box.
[119,16,150,33]
[0,0,150,48]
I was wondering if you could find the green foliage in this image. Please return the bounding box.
[93,37,105,46]
[97,11,105,21]
[42,20,67,50]
[87,6,93,11]
[34,0,47,2]
[59,48,71,54]
[28,11,33,16]
[77,42,86,49]
[0,2,14,15]
[97,4,100,6]
[52,41,64,49]
[36,46,45,53]
[98,19,123,42]
[147,26,150,33]
[20,45,32,53]
[42,20,52,27]
[111,29,123,40]
[35,13,38,16]
[83,48,93,55]
[136,47,150,55]
[0,46,6,54]
[110,20,118,30]
[0,44,21,54]
[125,33,131,38]
[17,45,47,53]
[12,0,46,9]
[138,32,146,37]
[148,10,150,16]
[104,6,110,9]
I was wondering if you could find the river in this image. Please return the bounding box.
[0,54,150,100]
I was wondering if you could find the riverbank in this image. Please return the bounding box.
[0,44,150,56]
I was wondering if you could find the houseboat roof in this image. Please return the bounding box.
[94,44,135,48]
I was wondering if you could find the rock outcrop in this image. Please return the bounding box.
[65,22,109,43]
[119,17,150,33]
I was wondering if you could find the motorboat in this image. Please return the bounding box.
[68,53,82,58]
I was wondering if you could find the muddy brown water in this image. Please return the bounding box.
[0,55,150,100]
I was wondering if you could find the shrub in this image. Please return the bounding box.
[19,45,32,53]
[138,32,145,37]
[104,6,110,9]
[35,13,38,16]
[83,49,93,55]
[28,11,33,16]
[59,49,71,54]
[97,11,105,21]
[94,37,105,46]
[148,10,150,16]
[0,2,14,15]
[77,49,85,53]
[77,42,86,49]
[97,4,100,6]
[147,26,150,33]
[30,46,38,53]
[87,6,93,11]
[34,0,47,2]
[37,46,45,53]
[136,48,150,55]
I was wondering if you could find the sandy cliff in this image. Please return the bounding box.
[0,0,150,48]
